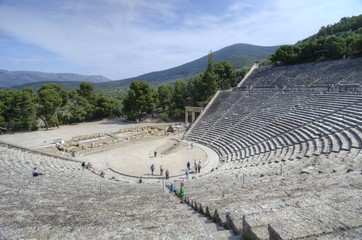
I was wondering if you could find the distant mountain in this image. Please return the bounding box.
[0,70,111,88]
[97,43,279,89]
[10,43,279,90]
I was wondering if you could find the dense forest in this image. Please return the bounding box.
[270,14,362,65]
[0,82,121,132]
[0,53,243,131]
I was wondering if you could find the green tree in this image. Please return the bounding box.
[122,81,158,120]
[349,35,362,56]
[170,80,187,119]
[300,41,321,61]
[324,36,346,59]
[78,82,96,101]
[0,90,12,129]
[58,89,86,124]
[200,51,218,101]
[0,97,5,128]
[270,45,301,65]
[214,61,237,89]
[94,92,119,119]
[37,84,63,129]
[18,88,38,130]
[0,89,38,131]
[77,82,97,120]
[186,75,203,106]
[185,52,218,107]
[158,85,173,111]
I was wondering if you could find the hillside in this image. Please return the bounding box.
[96,43,279,89]
[0,70,111,88]
[270,14,362,65]
[12,43,278,90]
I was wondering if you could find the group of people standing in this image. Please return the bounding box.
[194,159,202,173]
[151,159,202,180]
[185,159,202,179]
[150,164,170,179]
[186,159,202,173]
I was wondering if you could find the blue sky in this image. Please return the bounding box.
[0,0,361,80]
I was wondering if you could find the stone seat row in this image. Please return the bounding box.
[0,186,217,239]
[204,124,362,166]
[0,144,103,181]
[189,97,362,163]
[190,91,357,162]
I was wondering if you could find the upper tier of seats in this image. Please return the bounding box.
[241,58,362,88]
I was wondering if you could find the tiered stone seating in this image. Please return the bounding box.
[0,143,240,239]
[242,58,362,88]
[184,58,362,239]
[187,90,362,164]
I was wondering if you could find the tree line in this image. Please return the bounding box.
[0,52,244,131]
[0,82,121,131]
[270,14,362,65]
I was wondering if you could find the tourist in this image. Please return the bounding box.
[165,169,169,179]
[179,181,185,203]
[198,162,201,173]
[168,183,175,193]
[138,177,143,183]
[151,164,155,175]
[191,142,193,149]
[32,167,43,177]
[154,150,157,157]
[160,165,164,176]
[81,161,86,170]
[194,159,197,172]
[100,170,105,178]
[187,161,190,170]
[185,168,189,180]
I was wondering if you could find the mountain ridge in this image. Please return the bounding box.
[0,69,111,88]
[91,43,279,89]
[3,43,279,89]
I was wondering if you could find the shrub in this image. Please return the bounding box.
[160,112,169,122]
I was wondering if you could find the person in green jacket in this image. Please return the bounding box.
[179,181,185,203]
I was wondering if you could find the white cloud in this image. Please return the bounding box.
[0,0,361,79]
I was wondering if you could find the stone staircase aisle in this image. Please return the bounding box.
[167,192,243,240]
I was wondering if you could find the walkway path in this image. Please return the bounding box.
[165,190,242,240]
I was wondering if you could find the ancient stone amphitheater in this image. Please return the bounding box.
[1,58,362,239]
